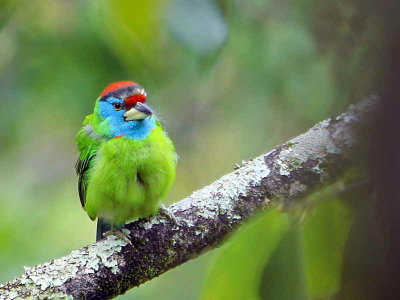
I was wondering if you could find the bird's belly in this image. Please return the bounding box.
[85,135,176,225]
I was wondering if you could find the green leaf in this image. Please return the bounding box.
[302,198,353,298]
[201,209,290,300]
[259,224,308,300]
[88,0,167,72]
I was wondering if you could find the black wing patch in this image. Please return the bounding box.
[75,154,95,207]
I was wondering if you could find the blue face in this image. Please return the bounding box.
[98,97,156,140]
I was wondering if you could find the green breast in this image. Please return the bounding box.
[83,126,177,225]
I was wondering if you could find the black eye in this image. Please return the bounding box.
[113,102,123,111]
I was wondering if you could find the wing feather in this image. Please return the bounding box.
[75,153,96,207]
[75,116,101,208]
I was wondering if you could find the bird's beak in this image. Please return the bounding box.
[123,102,153,121]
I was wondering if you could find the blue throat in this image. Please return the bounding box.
[110,116,156,140]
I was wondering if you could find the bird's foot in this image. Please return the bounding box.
[159,204,179,225]
[103,228,132,245]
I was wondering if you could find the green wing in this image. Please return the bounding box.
[75,151,95,207]
[75,114,102,208]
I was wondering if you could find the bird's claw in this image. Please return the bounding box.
[159,204,179,225]
[103,228,132,245]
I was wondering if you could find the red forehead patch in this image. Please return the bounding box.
[100,81,137,97]
[124,93,146,108]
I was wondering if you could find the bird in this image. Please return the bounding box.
[75,81,177,242]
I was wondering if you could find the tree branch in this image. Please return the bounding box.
[0,97,380,299]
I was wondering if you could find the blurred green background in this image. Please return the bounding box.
[0,0,381,299]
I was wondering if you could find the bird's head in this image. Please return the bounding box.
[94,81,156,139]
[98,81,153,122]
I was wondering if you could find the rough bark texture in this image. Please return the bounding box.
[0,97,379,300]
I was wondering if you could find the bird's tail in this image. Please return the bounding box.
[96,218,111,242]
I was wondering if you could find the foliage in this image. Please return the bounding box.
[0,0,378,299]
[202,210,290,300]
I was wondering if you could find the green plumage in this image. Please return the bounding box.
[76,94,176,229]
